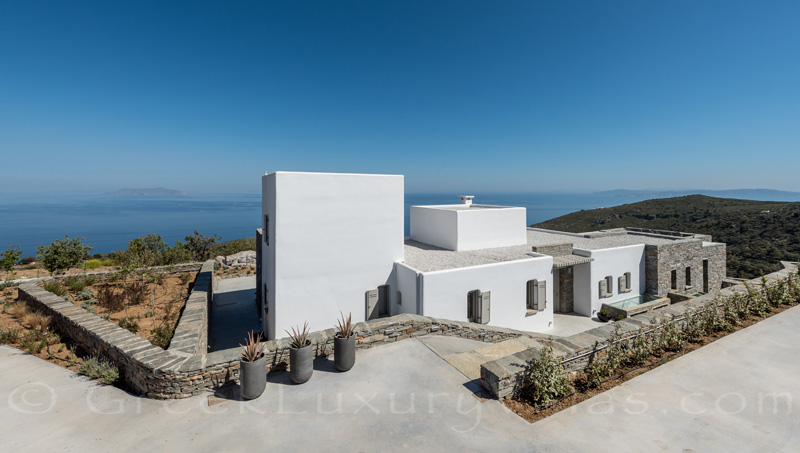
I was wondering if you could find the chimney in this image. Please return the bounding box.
[459,195,475,206]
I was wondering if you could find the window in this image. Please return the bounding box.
[606,276,613,297]
[526,279,546,313]
[467,290,480,322]
[671,270,677,290]
[619,272,632,292]
[264,215,270,245]
[685,267,692,287]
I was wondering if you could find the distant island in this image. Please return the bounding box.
[103,188,188,197]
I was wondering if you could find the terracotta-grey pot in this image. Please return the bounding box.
[239,354,267,400]
[334,336,355,372]
[289,341,313,384]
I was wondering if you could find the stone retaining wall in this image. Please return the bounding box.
[481,263,799,399]
[19,265,538,399]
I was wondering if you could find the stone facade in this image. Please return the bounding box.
[557,267,574,313]
[645,239,726,297]
[531,242,573,257]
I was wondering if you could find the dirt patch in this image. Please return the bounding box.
[35,271,197,346]
[504,303,797,423]
[216,264,256,279]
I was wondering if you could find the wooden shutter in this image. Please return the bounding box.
[537,280,547,310]
[479,291,491,324]
[599,279,607,298]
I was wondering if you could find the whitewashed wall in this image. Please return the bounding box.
[456,207,527,251]
[418,256,555,332]
[394,262,419,315]
[410,207,458,250]
[262,172,404,340]
[572,244,646,317]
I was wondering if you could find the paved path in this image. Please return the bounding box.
[208,276,261,351]
[2,305,800,451]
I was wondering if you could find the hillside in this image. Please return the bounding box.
[533,195,800,279]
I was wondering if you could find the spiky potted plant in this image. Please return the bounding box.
[239,330,267,399]
[334,312,356,372]
[286,322,313,384]
[597,309,611,322]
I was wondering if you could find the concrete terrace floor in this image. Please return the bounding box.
[208,276,262,351]
[2,304,800,451]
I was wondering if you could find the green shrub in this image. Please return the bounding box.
[0,327,21,344]
[519,340,573,407]
[652,319,686,354]
[64,276,86,292]
[150,326,174,349]
[125,281,146,306]
[101,259,114,267]
[82,275,98,286]
[78,357,119,385]
[118,316,140,334]
[43,281,67,297]
[36,235,93,274]
[84,259,102,270]
[75,289,94,301]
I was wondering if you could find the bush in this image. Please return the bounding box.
[183,230,220,262]
[36,235,93,274]
[118,316,140,334]
[0,327,21,344]
[43,281,67,297]
[519,340,573,407]
[19,256,37,265]
[97,286,124,312]
[64,276,86,292]
[1,245,21,277]
[150,326,174,349]
[22,312,51,332]
[101,259,114,267]
[78,357,119,385]
[7,302,29,319]
[75,289,94,301]
[125,281,146,306]
[84,259,102,270]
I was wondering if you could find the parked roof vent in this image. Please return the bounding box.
[459,195,475,206]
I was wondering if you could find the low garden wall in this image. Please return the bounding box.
[480,263,799,399]
[19,262,538,399]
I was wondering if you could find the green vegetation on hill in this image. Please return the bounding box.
[533,195,800,279]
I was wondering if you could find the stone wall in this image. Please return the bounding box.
[481,262,797,399]
[645,239,726,297]
[557,267,574,313]
[19,267,539,399]
[531,243,573,257]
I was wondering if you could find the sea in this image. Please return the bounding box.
[0,191,795,257]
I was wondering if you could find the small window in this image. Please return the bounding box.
[605,276,613,297]
[671,270,677,290]
[264,215,270,245]
[526,279,546,313]
[624,272,631,291]
[685,267,692,286]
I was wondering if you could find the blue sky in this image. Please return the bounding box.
[1,1,799,195]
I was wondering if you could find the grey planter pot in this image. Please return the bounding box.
[334,336,355,372]
[239,354,267,400]
[289,341,313,384]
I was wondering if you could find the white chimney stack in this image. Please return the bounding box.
[459,195,475,206]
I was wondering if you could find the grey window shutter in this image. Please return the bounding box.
[366,289,379,320]
[599,279,607,298]
[528,280,536,310]
[619,276,625,293]
[479,291,491,324]
[537,280,547,310]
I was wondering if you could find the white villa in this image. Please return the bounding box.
[258,171,726,340]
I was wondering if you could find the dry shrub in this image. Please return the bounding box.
[125,281,146,306]
[97,286,124,312]
[22,312,51,331]
[8,302,30,319]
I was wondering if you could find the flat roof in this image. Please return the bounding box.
[526,229,677,250]
[412,204,514,211]
[403,228,694,272]
[403,239,534,272]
